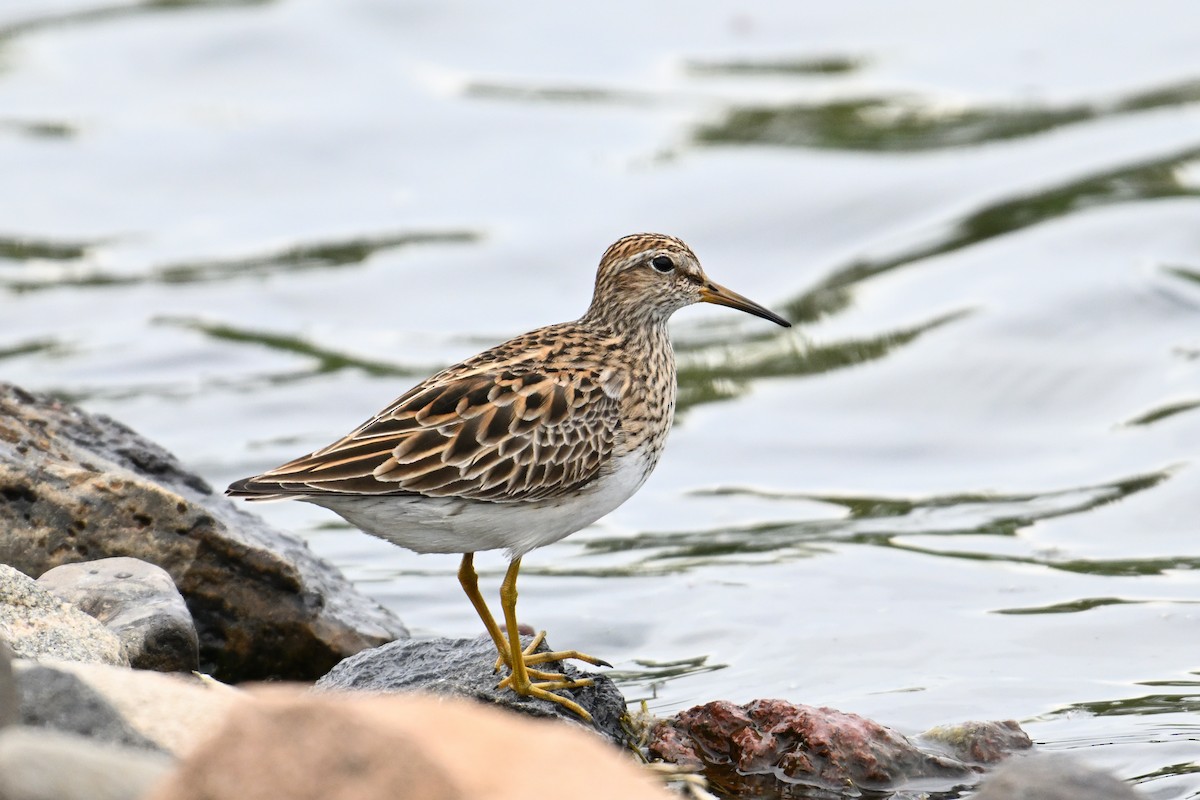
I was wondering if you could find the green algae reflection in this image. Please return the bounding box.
[695,78,1200,152]
[785,146,1200,324]
[0,230,479,293]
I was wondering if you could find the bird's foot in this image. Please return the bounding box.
[492,630,605,721]
[493,629,611,674]
[499,666,595,721]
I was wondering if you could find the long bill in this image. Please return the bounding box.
[700,281,792,328]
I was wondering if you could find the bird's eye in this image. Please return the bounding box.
[650,255,675,273]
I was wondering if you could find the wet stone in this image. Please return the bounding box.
[316,634,631,747]
[649,699,1032,797]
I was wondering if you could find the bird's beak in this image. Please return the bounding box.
[700,281,792,328]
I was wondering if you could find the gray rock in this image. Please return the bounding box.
[0,642,16,728]
[0,727,173,800]
[316,634,630,746]
[16,664,159,751]
[0,565,128,667]
[0,382,407,681]
[39,557,199,673]
[973,752,1144,799]
[14,659,241,757]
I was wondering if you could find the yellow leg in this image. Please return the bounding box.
[460,554,573,681]
[458,553,509,661]
[499,557,594,721]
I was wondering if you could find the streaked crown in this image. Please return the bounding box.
[584,233,707,326]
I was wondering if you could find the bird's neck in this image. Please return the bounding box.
[577,309,677,457]
[580,306,672,358]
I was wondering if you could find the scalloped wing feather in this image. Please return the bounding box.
[232,368,620,503]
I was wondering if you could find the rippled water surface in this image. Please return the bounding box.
[4,1,1200,796]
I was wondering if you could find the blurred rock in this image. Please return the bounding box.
[973,752,1145,800]
[147,688,670,800]
[0,727,173,800]
[649,699,1032,797]
[0,564,128,667]
[0,642,16,728]
[14,659,241,757]
[38,557,199,673]
[0,382,407,681]
[316,634,629,746]
[16,664,159,750]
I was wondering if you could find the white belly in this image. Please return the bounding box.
[307,448,655,559]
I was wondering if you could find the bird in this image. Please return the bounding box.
[227,233,791,721]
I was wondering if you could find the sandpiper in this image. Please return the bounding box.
[228,233,791,720]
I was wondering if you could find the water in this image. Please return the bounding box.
[3,1,1200,796]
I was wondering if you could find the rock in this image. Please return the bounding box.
[316,635,630,746]
[147,688,671,800]
[973,752,1145,799]
[14,659,242,757]
[649,699,1032,796]
[919,719,1037,765]
[0,382,407,681]
[0,564,128,667]
[16,664,159,750]
[38,557,199,673]
[0,641,16,729]
[0,727,174,800]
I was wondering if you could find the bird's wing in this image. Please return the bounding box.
[227,368,622,502]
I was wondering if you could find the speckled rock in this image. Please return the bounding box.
[0,727,173,800]
[0,382,407,681]
[973,752,1145,799]
[147,688,670,800]
[38,557,199,673]
[316,635,630,746]
[0,564,128,667]
[649,699,1032,797]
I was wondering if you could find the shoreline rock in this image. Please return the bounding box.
[0,564,128,667]
[649,699,1034,797]
[317,635,631,746]
[38,557,200,673]
[0,382,407,681]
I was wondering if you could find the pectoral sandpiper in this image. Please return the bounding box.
[228,233,791,721]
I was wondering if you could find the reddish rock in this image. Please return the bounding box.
[148,689,672,800]
[650,699,1031,797]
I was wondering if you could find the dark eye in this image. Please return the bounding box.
[650,255,675,273]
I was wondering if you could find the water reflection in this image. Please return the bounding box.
[676,310,968,413]
[1,230,479,293]
[0,0,273,44]
[575,471,1170,576]
[685,56,865,76]
[695,78,1200,151]
[158,316,437,380]
[785,146,1200,323]
[0,119,74,139]
[0,235,93,262]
